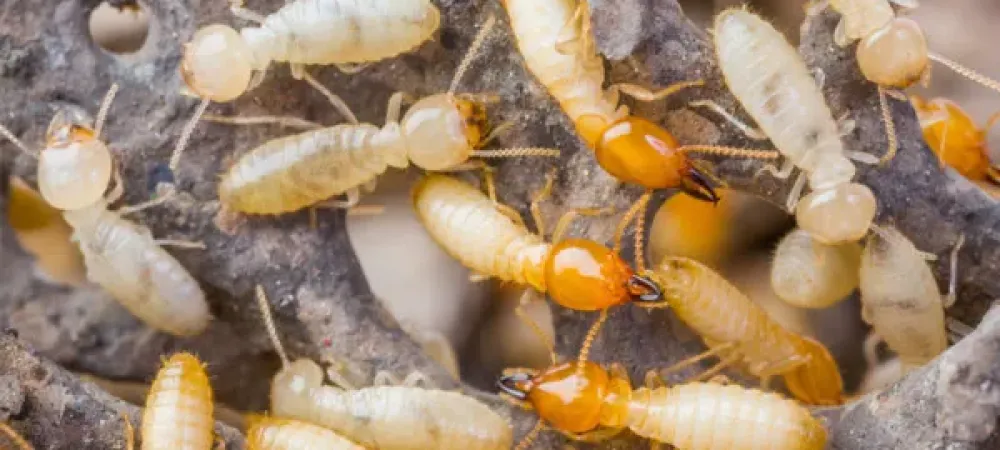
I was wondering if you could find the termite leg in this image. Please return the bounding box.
[478,166,528,227]
[812,68,826,91]
[334,62,372,75]
[551,207,614,243]
[689,100,770,141]
[0,422,31,450]
[106,162,126,205]
[756,355,810,389]
[609,80,705,103]
[93,83,120,139]
[480,120,517,147]
[529,170,557,235]
[404,325,460,380]
[690,351,741,382]
[643,369,665,389]
[944,234,965,308]
[833,18,851,48]
[117,186,178,216]
[385,92,415,124]
[325,363,357,390]
[118,409,135,450]
[401,371,435,388]
[316,187,361,209]
[846,151,880,166]
[468,272,491,283]
[228,0,266,24]
[372,371,402,387]
[294,68,359,125]
[657,342,737,381]
[784,172,808,213]
[201,114,323,130]
[515,290,557,364]
[862,332,884,368]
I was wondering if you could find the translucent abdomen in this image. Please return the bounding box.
[141,353,214,450]
[627,383,827,450]
[713,9,843,171]
[771,228,861,309]
[219,124,404,214]
[412,175,550,291]
[63,204,210,336]
[247,417,363,450]
[242,0,440,65]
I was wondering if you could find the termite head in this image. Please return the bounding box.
[181,24,255,102]
[591,116,719,202]
[271,359,325,413]
[401,94,488,171]
[544,238,662,311]
[38,110,112,210]
[911,96,989,179]
[497,362,630,433]
[796,182,877,245]
[857,18,928,89]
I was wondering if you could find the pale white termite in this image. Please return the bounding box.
[254,285,513,450]
[705,8,878,245]
[205,16,557,214]
[0,84,119,211]
[771,227,862,309]
[246,416,364,450]
[859,225,962,373]
[141,353,215,450]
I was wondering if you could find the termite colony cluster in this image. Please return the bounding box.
[1,0,998,448]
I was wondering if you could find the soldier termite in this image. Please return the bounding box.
[204,16,558,215]
[501,0,780,214]
[498,360,827,450]
[911,95,1000,183]
[170,0,442,182]
[703,8,877,245]
[254,285,514,450]
[859,225,963,374]
[771,227,862,309]
[0,84,119,211]
[816,0,1000,165]
[140,353,215,450]
[648,256,845,405]
[7,177,87,286]
[246,416,363,450]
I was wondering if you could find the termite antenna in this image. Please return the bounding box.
[513,420,546,450]
[677,145,781,160]
[575,308,610,375]
[255,284,291,368]
[471,147,561,158]
[633,193,650,272]
[94,83,120,138]
[447,14,497,97]
[0,124,36,159]
[168,98,211,175]
[614,192,651,254]
[947,234,965,304]
[928,53,1000,94]
[299,71,359,125]
[877,86,898,165]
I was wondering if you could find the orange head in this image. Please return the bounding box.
[782,337,845,406]
[544,238,663,311]
[587,115,719,203]
[497,362,630,433]
[911,95,990,180]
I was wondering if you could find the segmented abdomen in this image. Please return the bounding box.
[247,417,363,450]
[64,205,209,336]
[713,9,843,170]
[503,0,619,124]
[141,353,214,450]
[627,383,827,450]
[413,175,550,290]
[220,124,394,214]
[278,385,513,450]
[244,0,439,64]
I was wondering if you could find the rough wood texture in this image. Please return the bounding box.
[1,0,999,448]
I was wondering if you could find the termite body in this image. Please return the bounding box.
[499,361,827,450]
[911,95,999,182]
[771,228,861,309]
[651,256,845,405]
[8,176,86,286]
[141,353,214,450]
[63,201,210,336]
[859,225,954,373]
[246,417,363,450]
[711,9,876,245]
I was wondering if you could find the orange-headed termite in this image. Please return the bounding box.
[911,95,1000,183]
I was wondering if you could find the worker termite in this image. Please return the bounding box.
[771,227,862,309]
[911,95,1000,183]
[7,176,87,286]
[703,8,877,245]
[501,0,780,206]
[205,16,557,215]
[140,353,215,450]
[498,360,827,450]
[816,0,1000,164]
[254,285,513,450]
[246,416,363,450]
[859,225,963,373]
[649,256,845,405]
[0,84,119,210]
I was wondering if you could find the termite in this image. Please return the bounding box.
[140,353,215,450]
[498,360,827,450]
[0,84,119,211]
[170,0,442,181]
[815,0,1000,164]
[7,176,87,286]
[703,8,877,245]
[246,416,363,450]
[205,16,557,215]
[648,256,845,405]
[859,225,963,374]
[254,285,513,450]
[771,227,862,309]
[911,95,1000,183]
[501,0,780,206]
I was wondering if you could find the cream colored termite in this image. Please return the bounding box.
[246,416,363,450]
[771,228,862,309]
[140,353,215,450]
[859,225,963,373]
[702,8,877,245]
[254,285,514,450]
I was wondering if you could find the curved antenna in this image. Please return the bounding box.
[471,147,560,158]
[575,308,610,375]
[0,124,35,159]
[929,53,1000,95]
[677,145,780,160]
[876,86,898,165]
[513,420,546,450]
[168,98,211,174]
[447,15,497,96]
[94,83,120,138]
[255,284,291,368]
